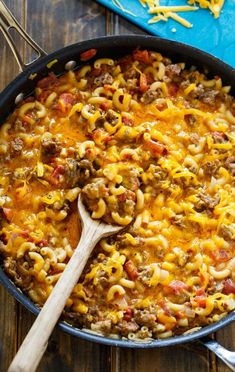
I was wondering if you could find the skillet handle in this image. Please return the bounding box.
[200,337,235,372]
[0,0,46,72]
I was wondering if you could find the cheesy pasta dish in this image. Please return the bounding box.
[0,48,235,340]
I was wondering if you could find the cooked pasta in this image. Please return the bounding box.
[0,48,235,340]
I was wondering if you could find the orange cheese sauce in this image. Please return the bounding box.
[1,49,235,339]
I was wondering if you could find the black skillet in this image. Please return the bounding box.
[0,1,234,370]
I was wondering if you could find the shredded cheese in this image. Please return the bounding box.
[112,0,225,28]
[147,5,198,13]
[46,59,58,69]
[112,0,136,16]
[167,11,194,28]
[188,0,225,18]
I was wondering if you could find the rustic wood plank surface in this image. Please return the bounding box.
[0,3,25,370]
[0,1,234,371]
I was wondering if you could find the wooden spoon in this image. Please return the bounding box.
[8,195,123,372]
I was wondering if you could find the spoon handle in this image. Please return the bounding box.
[7,222,101,372]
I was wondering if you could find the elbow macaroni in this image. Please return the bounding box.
[1,49,235,341]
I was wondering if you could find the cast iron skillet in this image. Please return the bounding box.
[0,1,235,369]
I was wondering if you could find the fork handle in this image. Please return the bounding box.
[7,222,102,372]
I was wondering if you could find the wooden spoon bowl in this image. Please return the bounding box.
[8,195,123,372]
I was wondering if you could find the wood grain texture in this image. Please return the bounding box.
[0,286,18,371]
[215,325,235,372]
[0,0,24,370]
[26,0,106,54]
[0,0,25,89]
[118,346,210,372]
[0,0,234,371]
[17,306,111,372]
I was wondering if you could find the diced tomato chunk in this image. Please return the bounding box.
[133,49,153,64]
[123,308,133,321]
[211,249,231,262]
[193,288,207,308]
[37,73,58,89]
[145,140,167,157]
[118,193,128,202]
[19,231,30,239]
[22,114,34,125]
[175,311,186,319]
[223,279,235,294]
[38,90,51,103]
[194,296,207,308]
[18,231,33,243]
[56,93,76,113]
[100,102,110,111]
[52,165,65,179]
[158,299,171,316]
[168,280,188,295]
[104,85,116,93]
[118,190,136,203]
[90,67,102,77]
[139,73,148,92]
[80,49,97,61]
[146,73,155,85]
[124,260,138,280]
[168,83,179,96]
[38,239,49,248]
[122,117,134,127]
[195,288,206,296]
[60,93,76,105]
[103,135,113,143]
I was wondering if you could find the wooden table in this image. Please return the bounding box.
[0,1,234,371]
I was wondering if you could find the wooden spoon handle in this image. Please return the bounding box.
[8,223,100,372]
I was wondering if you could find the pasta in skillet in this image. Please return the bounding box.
[0,48,235,340]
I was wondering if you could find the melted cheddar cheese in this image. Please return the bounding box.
[0,48,235,340]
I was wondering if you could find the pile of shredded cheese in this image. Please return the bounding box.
[139,1,198,28]
[112,0,225,28]
[188,0,225,18]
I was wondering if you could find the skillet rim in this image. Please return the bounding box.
[0,34,234,348]
[1,267,235,348]
[0,35,234,112]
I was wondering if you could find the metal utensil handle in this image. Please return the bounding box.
[0,0,46,71]
[201,337,235,371]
